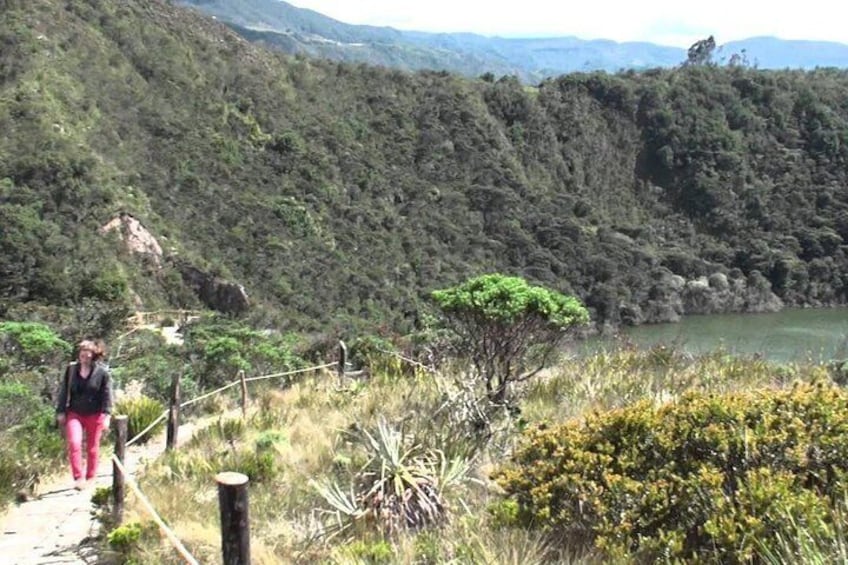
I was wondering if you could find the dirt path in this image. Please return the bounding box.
[0,418,204,565]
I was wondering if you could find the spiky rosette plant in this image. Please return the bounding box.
[358,418,444,534]
[312,418,471,538]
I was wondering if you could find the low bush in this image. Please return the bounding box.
[0,382,43,430]
[494,380,848,562]
[221,449,278,482]
[0,321,71,368]
[106,520,158,556]
[114,395,166,445]
[0,404,66,505]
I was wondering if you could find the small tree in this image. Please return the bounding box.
[684,35,716,66]
[431,274,589,404]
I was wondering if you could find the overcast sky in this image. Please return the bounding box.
[285,1,848,48]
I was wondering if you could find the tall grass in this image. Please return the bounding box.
[114,347,837,563]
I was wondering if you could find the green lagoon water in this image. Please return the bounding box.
[586,307,848,364]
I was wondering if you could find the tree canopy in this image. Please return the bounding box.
[432,274,588,403]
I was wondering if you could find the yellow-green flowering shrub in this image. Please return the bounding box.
[494,381,848,562]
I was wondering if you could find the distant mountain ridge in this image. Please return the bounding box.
[178,0,848,80]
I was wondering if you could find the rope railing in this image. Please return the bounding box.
[177,379,244,410]
[111,453,200,565]
[377,347,438,373]
[113,338,472,563]
[126,410,169,447]
[108,338,453,563]
[111,356,340,563]
[243,362,336,384]
[123,362,332,446]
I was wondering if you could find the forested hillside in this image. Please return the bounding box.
[2,0,847,334]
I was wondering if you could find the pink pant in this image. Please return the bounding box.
[65,412,107,480]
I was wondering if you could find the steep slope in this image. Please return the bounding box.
[2,0,847,335]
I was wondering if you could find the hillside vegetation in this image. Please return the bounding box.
[2,0,848,336]
[103,344,848,564]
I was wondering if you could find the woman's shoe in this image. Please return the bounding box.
[73,478,87,491]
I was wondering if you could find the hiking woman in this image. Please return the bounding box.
[55,339,113,490]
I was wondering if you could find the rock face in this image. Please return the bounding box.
[175,260,250,315]
[99,213,250,315]
[618,268,783,326]
[681,270,783,315]
[99,213,164,266]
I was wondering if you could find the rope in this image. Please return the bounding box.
[242,363,335,383]
[176,362,334,414]
[377,348,437,373]
[178,380,243,410]
[106,360,336,563]
[186,363,334,407]
[122,363,333,445]
[111,454,200,565]
[126,410,169,447]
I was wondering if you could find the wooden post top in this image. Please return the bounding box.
[113,415,129,420]
[215,472,249,486]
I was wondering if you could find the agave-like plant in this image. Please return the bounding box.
[312,417,471,538]
[359,418,444,534]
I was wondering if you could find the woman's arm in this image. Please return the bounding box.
[55,364,71,414]
[100,366,114,415]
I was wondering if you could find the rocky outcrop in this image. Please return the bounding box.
[99,214,249,314]
[174,260,250,315]
[99,213,163,267]
[620,268,783,326]
[681,270,783,314]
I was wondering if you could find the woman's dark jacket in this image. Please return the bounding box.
[56,362,114,416]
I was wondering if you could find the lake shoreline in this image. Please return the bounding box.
[580,306,848,364]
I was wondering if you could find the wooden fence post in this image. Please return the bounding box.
[216,471,250,565]
[166,373,181,451]
[239,370,248,420]
[112,415,128,524]
[338,340,347,382]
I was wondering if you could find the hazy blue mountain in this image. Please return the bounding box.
[177,1,848,79]
[179,0,848,81]
[721,37,848,68]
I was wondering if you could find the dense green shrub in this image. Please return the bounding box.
[340,539,395,563]
[221,449,277,482]
[182,319,304,388]
[0,321,70,368]
[0,404,65,503]
[0,381,42,430]
[14,405,65,460]
[110,339,195,403]
[348,335,397,371]
[494,381,848,562]
[114,395,166,445]
[106,520,158,556]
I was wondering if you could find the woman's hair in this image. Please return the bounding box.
[77,339,106,362]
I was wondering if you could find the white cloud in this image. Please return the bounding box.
[285,0,848,47]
